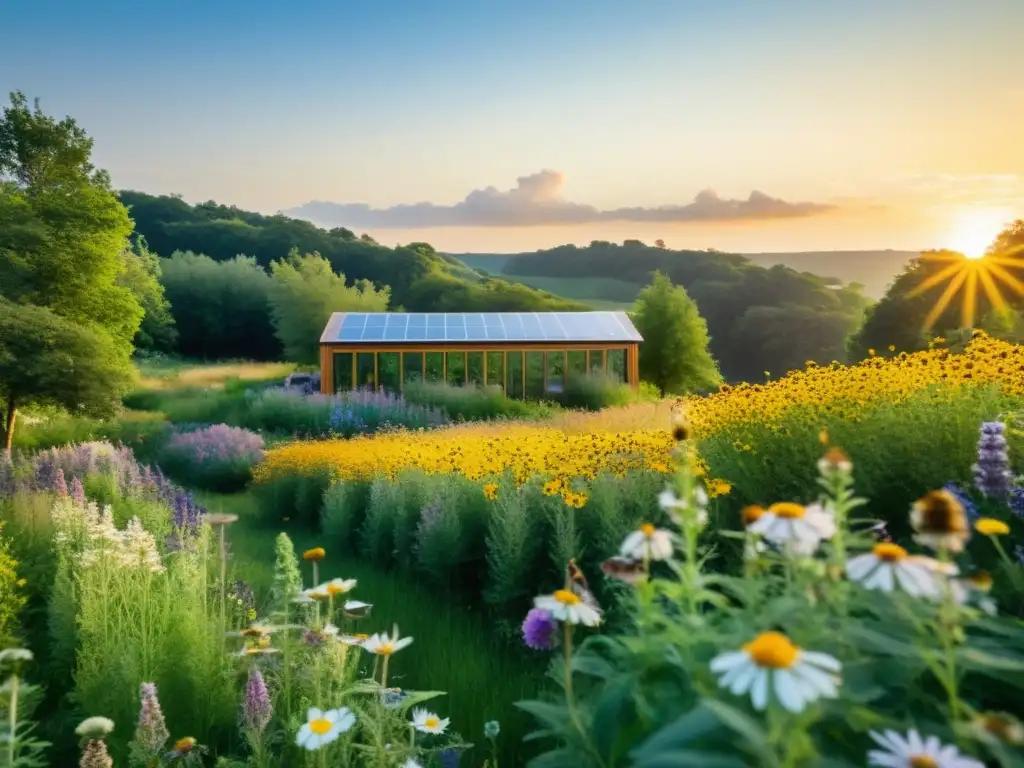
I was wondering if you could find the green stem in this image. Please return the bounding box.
[937,546,962,726]
[563,623,573,701]
[381,654,390,690]
[8,673,17,767]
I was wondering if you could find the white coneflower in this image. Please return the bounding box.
[533,589,602,626]
[620,523,673,561]
[867,729,984,767]
[295,707,356,751]
[817,447,852,476]
[362,626,413,657]
[845,543,950,598]
[747,502,836,556]
[709,631,841,713]
[411,708,450,735]
[971,712,1024,746]
[910,490,971,553]
[658,487,708,527]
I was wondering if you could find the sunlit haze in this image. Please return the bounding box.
[2,0,1023,254]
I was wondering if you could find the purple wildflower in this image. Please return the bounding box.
[973,421,1012,499]
[1009,486,1024,520]
[439,747,463,768]
[53,468,68,497]
[71,477,86,505]
[522,608,558,651]
[242,668,272,733]
[943,483,979,523]
[133,682,170,754]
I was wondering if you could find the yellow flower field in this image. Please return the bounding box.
[256,334,1024,493]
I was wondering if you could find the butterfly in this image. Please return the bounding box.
[600,555,646,585]
[567,559,603,612]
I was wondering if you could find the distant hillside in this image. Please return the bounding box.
[450,240,872,382]
[451,248,917,300]
[117,191,588,313]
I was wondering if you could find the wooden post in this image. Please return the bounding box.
[373,352,379,390]
[320,345,333,394]
[482,352,487,388]
[399,353,404,392]
[502,351,507,396]
[351,354,356,392]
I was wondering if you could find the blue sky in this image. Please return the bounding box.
[2,0,1023,252]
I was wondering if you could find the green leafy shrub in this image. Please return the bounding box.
[553,372,636,410]
[402,381,557,421]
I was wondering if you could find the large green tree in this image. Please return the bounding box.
[632,272,722,395]
[118,236,177,352]
[159,251,281,361]
[268,250,390,364]
[0,92,143,450]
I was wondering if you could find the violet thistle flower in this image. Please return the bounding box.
[79,739,114,768]
[522,608,557,650]
[132,682,170,755]
[71,477,86,505]
[53,468,69,497]
[974,421,1013,499]
[242,668,272,733]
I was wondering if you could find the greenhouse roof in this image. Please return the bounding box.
[320,311,643,345]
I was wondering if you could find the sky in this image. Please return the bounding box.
[2,0,1023,254]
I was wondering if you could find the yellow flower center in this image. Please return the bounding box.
[327,584,348,595]
[743,631,800,669]
[968,571,994,592]
[354,633,369,641]
[769,503,805,519]
[909,756,938,768]
[640,523,656,538]
[311,591,330,601]
[742,505,766,526]
[173,737,195,753]
[872,542,908,562]
[309,718,333,735]
[425,716,439,729]
[302,548,326,562]
[975,518,1010,536]
[377,643,394,656]
[553,589,581,606]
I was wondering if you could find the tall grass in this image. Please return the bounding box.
[199,489,548,766]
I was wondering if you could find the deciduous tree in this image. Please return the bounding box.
[632,272,722,395]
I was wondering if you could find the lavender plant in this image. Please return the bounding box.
[158,424,264,492]
[974,421,1013,499]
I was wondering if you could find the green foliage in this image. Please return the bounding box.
[0,92,143,449]
[518,443,1024,768]
[267,250,390,365]
[270,532,303,617]
[700,384,1015,540]
[120,190,587,316]
[633,272,723,395]
[0,526,26,649]
[0,299,137,448]
[159,251,281,361]
[118,236,177,352]
[499,241,870,381]
[556,373,637,410]
[402,381,556,421]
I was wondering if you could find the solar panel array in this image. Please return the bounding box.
[323,312,642,344]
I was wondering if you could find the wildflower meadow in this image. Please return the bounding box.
[0,335,1023,766]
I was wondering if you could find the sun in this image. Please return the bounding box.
[946,208,1013,259]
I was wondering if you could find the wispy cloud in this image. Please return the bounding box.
[283,170,837,229]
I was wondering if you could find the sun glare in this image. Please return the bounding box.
[947,208,1012,259]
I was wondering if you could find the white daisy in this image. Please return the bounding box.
[845,543,950,598]
[534,589,602,627]
[295,706,356,751]
[362,626,413,656]
[620,523,673,561]
[411,708,450,734]
[748,502,836,556]
[951,572,997,616]
[658,487,708,527]
[343,600,373,618]
[325,578,357,596]
[301,585,330,602]
[867,729,984,767]
[709,631,841,713]
[338,633,370,646]
[401,759,424,768]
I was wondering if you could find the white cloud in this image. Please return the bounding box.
[283,170,836,229]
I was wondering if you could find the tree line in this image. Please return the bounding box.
[500,240,872,381]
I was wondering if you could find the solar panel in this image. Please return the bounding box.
[323,311,642,344]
